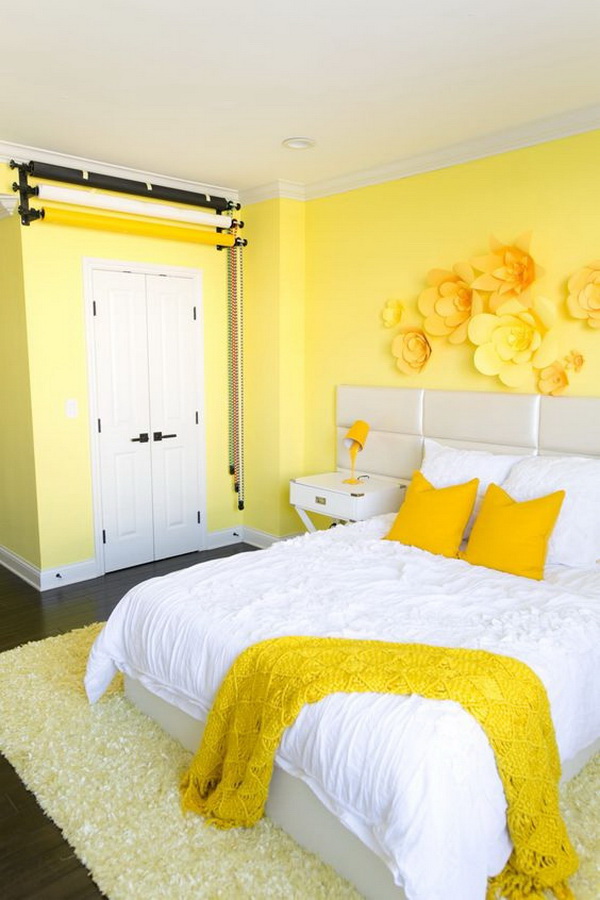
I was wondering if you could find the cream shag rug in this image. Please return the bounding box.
[0,626,598,900]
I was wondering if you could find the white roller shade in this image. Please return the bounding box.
[36,183,233,229]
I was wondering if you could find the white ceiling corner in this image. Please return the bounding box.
[240,181,306,206]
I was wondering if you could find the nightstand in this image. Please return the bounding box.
[290,472,406,532]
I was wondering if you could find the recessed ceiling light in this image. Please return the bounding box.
[282,137,316,150]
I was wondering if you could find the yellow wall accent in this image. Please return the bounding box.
[243,198,305,536]
[0,187,242,570]
[304,129,600,476]
[0,214,41,564]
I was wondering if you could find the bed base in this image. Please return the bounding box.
[125,675,598,899]
[125,675,406,900]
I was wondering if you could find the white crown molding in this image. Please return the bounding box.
[240,180,306,205]
[304,104,600,200]
[0,140,240,203]
[0,193,17,218]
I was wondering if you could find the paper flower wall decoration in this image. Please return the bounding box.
[537,351,585,396]
[467,297,558,388]
[418,263,484,344]
[381,232,584,396]
[563,350,584,372]
[537,362,569,396]
[391,328,432,375]
[382,299,405,328]
[470,233,541,312]
[566,261,600,328]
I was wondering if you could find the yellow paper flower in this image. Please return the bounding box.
[471,233,542,312]
[468,297,558,388]
[564,349,584,373]
[381,299,404,328]
[391,328,432,376]
[537,362,569,396]
[566,261,600,328]
[417,263,484,344]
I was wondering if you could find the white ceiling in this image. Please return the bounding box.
[1,0,599,194]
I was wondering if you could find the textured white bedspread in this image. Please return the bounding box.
[85,516,600,900]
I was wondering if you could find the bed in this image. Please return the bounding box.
[85,387,600,900]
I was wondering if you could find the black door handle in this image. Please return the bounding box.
[131,433,149,443]
[153,431,177,441]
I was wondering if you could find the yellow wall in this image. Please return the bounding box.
[23,224,241,568]
[0,214,40,564]
[243,198,305,536]
[304,129,600,475]
[0,165,242,569]
[278,199,306,531]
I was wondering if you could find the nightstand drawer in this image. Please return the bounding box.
[290,480,358,519]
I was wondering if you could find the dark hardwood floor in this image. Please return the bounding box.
[0,544,256,899]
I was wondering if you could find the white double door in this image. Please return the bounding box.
[91,267,205,573]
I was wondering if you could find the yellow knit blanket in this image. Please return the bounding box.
[181,637,577,900]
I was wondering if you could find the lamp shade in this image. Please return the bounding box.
[344,420,369,451]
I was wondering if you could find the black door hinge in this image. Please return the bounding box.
[102,529,106,544]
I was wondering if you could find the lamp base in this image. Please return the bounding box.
[342,477,361,484]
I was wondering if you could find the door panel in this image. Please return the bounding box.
[163,445,186,526]
[114,451,144,535]
[146,274,202,560]
[93,270,154,572]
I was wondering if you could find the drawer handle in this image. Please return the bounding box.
[315,495,326,505]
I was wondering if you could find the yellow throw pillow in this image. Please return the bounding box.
[462,483,565,580]
[384,470,479,558]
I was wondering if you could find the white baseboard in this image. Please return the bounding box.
[39,559,100,591]
[0,544,99,591]
[206,526,281,551]
[0,545,41,589]
[242,527,280,549]
[0,529,282,592]
[206,527,244,550]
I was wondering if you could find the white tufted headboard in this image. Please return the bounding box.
[336,386,600,481]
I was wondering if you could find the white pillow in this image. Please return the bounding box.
[420,439,525,534]
[502,455,600,568]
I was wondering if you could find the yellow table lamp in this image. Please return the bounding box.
[343,420,369,484]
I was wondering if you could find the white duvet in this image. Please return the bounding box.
[85,516,600,900]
